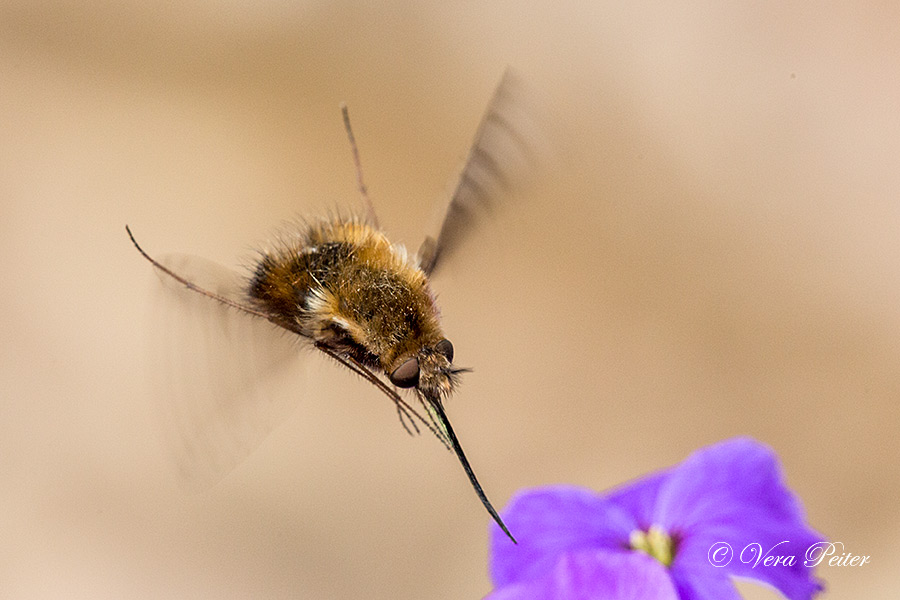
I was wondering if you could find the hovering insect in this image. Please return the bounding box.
[127,70,534,543]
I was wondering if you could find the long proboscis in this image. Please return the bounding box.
[426,396,517,543]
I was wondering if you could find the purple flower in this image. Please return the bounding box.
[488,438,825,600]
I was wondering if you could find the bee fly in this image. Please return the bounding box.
[127,70,534,543]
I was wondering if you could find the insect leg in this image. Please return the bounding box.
[314,343,450,448]
[395,404,421,437]
[126,226,270,320]
[340,104,379,228]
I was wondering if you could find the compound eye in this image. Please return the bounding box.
[389,357,420,388]
[435,338,454,363]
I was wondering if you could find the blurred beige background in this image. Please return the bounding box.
[2,1,898,598]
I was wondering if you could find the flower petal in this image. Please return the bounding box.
[673,519,824,600]
[485,550,679,600]
[606,469,670,530]
[653,438,807,529]
[667,566,743,600]
[654,437,825,600]
[490,486,635,587]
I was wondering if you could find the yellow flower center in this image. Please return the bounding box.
[629,526,675,566]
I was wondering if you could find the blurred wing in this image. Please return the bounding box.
[418,69,541,276]
[146,254,304,491]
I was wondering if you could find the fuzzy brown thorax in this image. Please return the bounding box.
[248,217,448,378]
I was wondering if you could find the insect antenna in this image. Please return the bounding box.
[125,225,270,320]
[340,104,379,229]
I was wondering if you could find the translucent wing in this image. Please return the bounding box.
[417,69,541,275]
[146,253,304,490]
